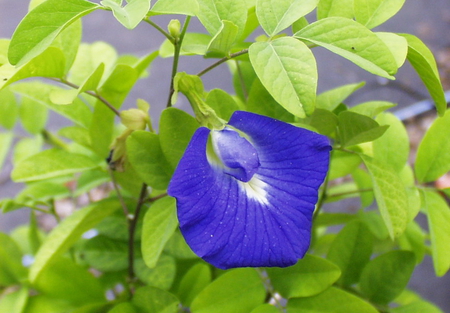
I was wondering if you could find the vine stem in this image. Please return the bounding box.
[197,49,249,77]
[166,16,191,108]
[49,78,120,117]
[144,18,175,43]
[127,183,148,281]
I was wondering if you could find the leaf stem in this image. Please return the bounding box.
[144,18,176,43]
[127,183,148,281]
[327,188,373,199]
[197,49,249,77]
[166,16,191,108]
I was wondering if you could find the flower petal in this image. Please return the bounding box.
[168,111,331,269]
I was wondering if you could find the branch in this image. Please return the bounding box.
[197,49,249,77]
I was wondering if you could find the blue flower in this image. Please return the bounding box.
[168,111,331,269]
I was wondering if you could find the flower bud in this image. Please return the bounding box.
[120,108,149,130]
[168,19,181,38]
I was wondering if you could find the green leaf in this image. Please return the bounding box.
[247,79,294,122]
[8,0,100,66]
[250,304,279,313]
[206,89,240,121]
[29,198,120,283]
[327,221,373,286]
[287,287,378,313]
[191,268,266,313]
[163,230,197,259]
[1,47,66,90]
[159,33,211,58]
[50,63,105,105]
[391,300,444,313]
[316,82,365,111]
[354,0,405,29]
[134,255,176,290]
[127,131,172,190]
[207,20,239,57]
[295,17,398,79]
[360,154,408,238]
[0,287,28,313]
[177,263,212,306]
[376,32,408,68]
[338,111,388,147]
[108,302,138,313]
[142,197,178,268]
[159,108,199,170]
[17,181,70,203]
[256,0,318,36]
[0,88,19,129]
[352,168,374,207]
[11,148,99,182]
[151,0,199,16]
[0,132,13,171]
[132,286,179,313]
[51,19,82,73]
[373,112,409,171]
[34,256,105,305]
[267,254,341,298]
[19,96,48,135]
[11,81,93,128]
[249,37,317,118]
[328,150,361,180]
[82,235,128,272]
[422,190,450,276]
[359,250,415,304]
[297,108,338,136]
[317,0,354,19]
[398,221,426,264]
[350,100,396,117]
[358,211,390,240]
[415,110,450,183]
[400,34,446,116]
[196,0,247,38]
[101,0,151,29]
[13,135,43,165]
[0,232,27,286]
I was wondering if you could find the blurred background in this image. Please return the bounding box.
[1,0,449,310]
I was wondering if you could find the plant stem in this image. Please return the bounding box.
[144,18,175,43]
[197,49,249,77]
[327,188,373,199]
[166,16,191,108]
[127,183,148,280]
[109,169,130,217]
[51,78,120,117]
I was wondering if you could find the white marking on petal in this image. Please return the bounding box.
[238,175,269,205]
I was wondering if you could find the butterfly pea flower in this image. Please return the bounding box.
[168,111,331,269]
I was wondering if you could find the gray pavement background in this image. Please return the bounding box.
[1,0,450,311]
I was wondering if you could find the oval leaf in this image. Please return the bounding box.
[354,0,405,29]
[249,37,317,117]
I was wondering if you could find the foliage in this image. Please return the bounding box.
[0,0,449,312]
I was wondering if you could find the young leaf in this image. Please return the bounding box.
[398,221,426,264]
[422,191,450,276]
[376,32,408,68]
[256,0,318,36]
[8,0,100,66]
[127,131,172,190]
[177,263,212,306]
[19,96,48,135]
[297,109,338,136]
[207,20,239,57]
[327,221,373,286]
[29,198,120,283]
[249,37,317,118]
[101,0,151,29]
[0,89,19,129]
[150,0,199,16]
[11,148,99,182]
[81,235,129,272]
[287,287,378,313]
[354,0,405,29]
[141,197,178,268]
[338,111,388,147]
[400,34,446,116]
[0,132,13,172]
[359,251,415,304]
[196,0,247,38]
[159,108,200,170]
[391,300,444,313]
[0,287,28,313]
[295,17,398,79]
[317,0,354,19]
[316,82,365,111]
[206,89,240,121]
[191,268,266,313]
[350,100,396,117]
[328,150,361,180]
[415,110,450,183]
[251,304,279,313]
[373,112,409,172]
[266,254,341,298]
[0,232,27,286]
[132,286,179,313]
[360,154,408,239]
[134,255,176,290]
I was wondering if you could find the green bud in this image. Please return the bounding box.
[120,109,149,130]
[168,19,181,38]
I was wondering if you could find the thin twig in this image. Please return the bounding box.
[144,18,175,43]
[166,16,191,108]
[128,183,148,280]
[327,188,373,200]
[144,192,168,203]
[197,49,249,77]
